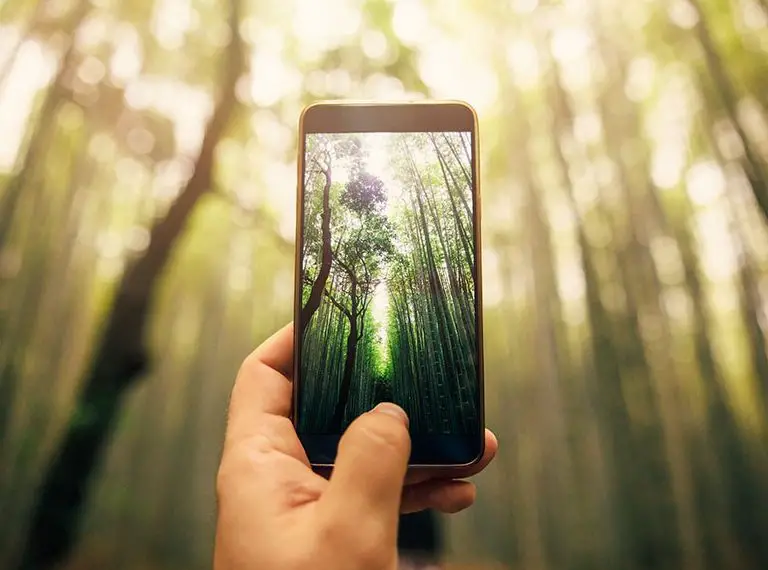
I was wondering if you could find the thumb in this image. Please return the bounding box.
[322,403,411,528]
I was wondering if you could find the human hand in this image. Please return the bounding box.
[214,322,498,570]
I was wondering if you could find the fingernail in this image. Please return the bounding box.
[372,402,409,426]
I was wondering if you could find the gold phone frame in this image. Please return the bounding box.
[292,100,485,468]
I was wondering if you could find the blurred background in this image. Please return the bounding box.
[1,0,767,568]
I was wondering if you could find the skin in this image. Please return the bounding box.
[214,322,498,570]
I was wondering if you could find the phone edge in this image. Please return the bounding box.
[292,99,485,469]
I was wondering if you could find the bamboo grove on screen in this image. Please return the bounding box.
[298,131,479,435]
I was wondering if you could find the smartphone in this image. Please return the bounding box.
[292,101,484,467]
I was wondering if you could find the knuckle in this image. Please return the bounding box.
[238,350,263,379]
[271,415,296,437]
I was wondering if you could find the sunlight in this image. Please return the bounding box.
[392,0,429,47]
[326,69,352,95]
[550,27,592,65]
[740,0,768,29]
[647,72,695,190]
[361,73,407,99]
[739,98,768,153]
[115,157,149,194]
[625,56,656,102]
[370,281,390,355]
[573,111,603,145]
[150,156,195,200]
[0,25,22,69]
[668,0,699,29]
[361,30,389,60]
[619,0,654,29]
[662,286,693,326]
[550,25,595,92]
[252,109,290,148]
[75,14,110,48]
[124,77,213,156]
[249,49,302,106]
[364,133,403,217]
[151,0,195,50]
[506,38,541,89]
[0,39,57,171]
[512,0,539,14]
[419,36,499,111]
[292,0,360,53]
[246,26,303,106]
[331,160,351,186]
[109,24,142,83]
[125,227,150,253]
[651,144,685,189]
[418,36,461,90]
[557,257,586,302]
[261,161,297,242]
[686,161,726,207]
[561,251,588,326]
[77,56,106,85]
[696,208,739,281]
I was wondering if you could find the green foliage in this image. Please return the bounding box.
[299,131,478,434]
[341,172,386,214]
[2,0,768,568]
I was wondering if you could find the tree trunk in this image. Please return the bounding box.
[458,131,471,166]
[671,192,744,567]
[423,179,474,370]
[695,122,768,566]
[0,1,47,95]
[428,133,475,318]
[300,166,333,336]
[441,133,471,189]
[405,208,451,432]
[0,0,90,253]
[329,289,359,432]
[159,267,226,557]
[541,23,667,565]
[688,0,768,225]
[403,138,472,429]
[14,2,244,567]
[434,135,473,224]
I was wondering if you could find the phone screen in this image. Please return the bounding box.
[296,116,482,465]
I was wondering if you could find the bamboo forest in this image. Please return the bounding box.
[1,0,768,568]
[298,132,479,435]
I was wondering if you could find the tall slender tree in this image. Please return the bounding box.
[300,143,334,335]
[323,171,392,430]
[15,1,246,567]
[0,0,91,253]
[687,0,768,225]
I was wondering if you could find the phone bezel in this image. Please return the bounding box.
[292,100,485,468]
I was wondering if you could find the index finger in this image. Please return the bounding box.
[248,321,294,380]
[226,322,295,439]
